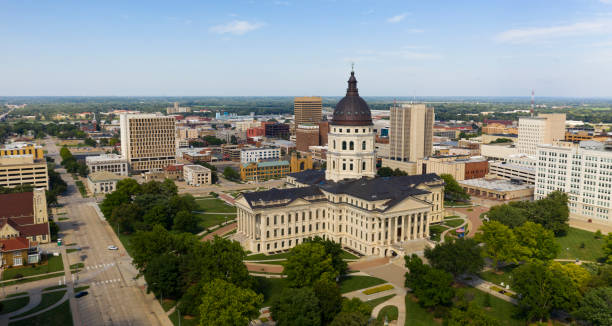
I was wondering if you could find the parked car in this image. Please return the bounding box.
[107,245,118,250]
[75,291,88,298]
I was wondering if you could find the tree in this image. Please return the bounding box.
[573,287,612,326]
[512,261,581,322]
[143,204,171,229]
[604,232,612,264]
[405,254,455,308]
[143,253,183,300]
[199,279,263,326]
[172,210,198,233]
[529,191,569,236]
[514,221,559,261]
[109,202,141,234]
[377,167,394,177]
[84,137,97,147]
[440,174,470,202]
[230,135,238,145]
[223,167,240,181]
[475,221,527,270]
[340,297,372,317]
[424,238,484,276]
[284,242,338,287]
[485,204,527,228]
[271,287,321,326]
[306,237,348,276]
[446,304,501,326]
[313,279,342,324]
[329,312,370,326]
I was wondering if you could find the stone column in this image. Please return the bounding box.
[424,213,429,239]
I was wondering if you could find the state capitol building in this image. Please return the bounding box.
[234,70,445,257]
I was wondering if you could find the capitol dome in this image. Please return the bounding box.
[331,70,373,126]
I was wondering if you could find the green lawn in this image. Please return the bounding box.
[168,310,199,326]
[69,263,84,270]
[405,294,440,326]
[478,265,517,289]
[42,285,66,291]
[366,294,396,309]
[74,286,89,292]
[9,299,73,326]
[0,297,30,314]
[377,305,399,322]
[1,273,64,288]
[444,215,460,220]
[555,227,605,261]
[429,225,449,242]
[339,250,359,260]
[11,290,67,320]
[455,287,522,326]
[117,233,134,257]
[75,180,87,198]
[339,275,387,294]
[2,256,64,280]
[195,198,237,213]
[6,292,28,298]
[246,252,291,261]
[195,213,233,229]
[161,299,177,312]
[443,219,464,228]
[255,277,289,307]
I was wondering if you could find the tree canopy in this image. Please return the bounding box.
[424,238,484,276]
[284,241,338,288]
[440,174,470,202]
[271,287,321,326]
[475,221,528,270]
[199,279,263,326]
[405,254,455,308]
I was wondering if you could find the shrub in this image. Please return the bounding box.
[362,284,394,295]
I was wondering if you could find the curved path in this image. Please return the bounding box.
[201,222,237,241]
[439,217,469,243]
[7,290,69,322]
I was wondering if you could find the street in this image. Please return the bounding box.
[44,138,169,326]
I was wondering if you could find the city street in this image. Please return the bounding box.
[43,138,169,326]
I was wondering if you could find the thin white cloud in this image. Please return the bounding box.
[387,13,408,23]
[209,20,265,35]
[495,20,612,43]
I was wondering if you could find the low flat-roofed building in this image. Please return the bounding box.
[415,156,489,181]
[488,161,536,184]
[86,171,127,194]
[0,142,44,160]
[480,143,518,161]
[240,160,290,182]
[0,155,49,190]
[240,147,281,164]
[183,164,212,186]
[459,177,534,201]
[85,154,128,176]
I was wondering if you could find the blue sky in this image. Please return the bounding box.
[2,0,612,97]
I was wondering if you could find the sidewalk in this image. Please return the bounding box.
[460,274,518,305]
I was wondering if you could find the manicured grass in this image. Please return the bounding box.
[11,290,67,320]
[456,287,522,326]
[9,299,73,326]
[2,256,64,280]
[66,249,79,253]
[69,263,84,270]
[429,225,449,242]
[1,273,64,287]
[117,233,134,257]
[444,219,464,228]
[195,198,237,213]
[74,286,89,292]
[161,299,177,312]
[0,297,30,314]
[377,305,399,322]
[366,294,396,309]
[444,215,460,219]
[339,275,387,294]
[42,285,66,291]
[478,265,517,289]
[246,252,291,261]
[195,213,233,229]
[58,217,69,221]
[339,250,359,260]
[255,277,289,307]
[6,292,28,298]
[75,180,87,198]
[555,227,605,261]
[405,294,440,326]
[168,310,199,326]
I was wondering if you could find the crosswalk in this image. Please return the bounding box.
[85,262,115,270]
[91,278,122,287]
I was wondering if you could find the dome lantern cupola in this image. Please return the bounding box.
[331,70,373,126]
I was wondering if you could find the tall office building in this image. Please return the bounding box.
[389,104,434,162]
[120,114,176,172]
[535,141,612,226]
[517,113,565,156]
[294,97,322,125]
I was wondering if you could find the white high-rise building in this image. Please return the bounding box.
[517,113,566,156]
[120,113,176,172]
[240,147,281,164]
[325,70,376,182]
[535,141,612,225]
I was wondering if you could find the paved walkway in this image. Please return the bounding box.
[460,274,517,305]
[201,222,237,241]
[447,206,489,237]
[358,261,409,325]
[439,217,469,243]
[569,218,612,234]
[7,290,69,322]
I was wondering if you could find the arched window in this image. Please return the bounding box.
[349,141,354,150]
[362,141,366,150]
[342,141,347,150]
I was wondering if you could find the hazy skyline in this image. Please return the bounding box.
[2,0,612,97]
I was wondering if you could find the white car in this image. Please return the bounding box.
[107,245,118,250]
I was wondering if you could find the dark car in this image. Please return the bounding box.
[75,291,89,298]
